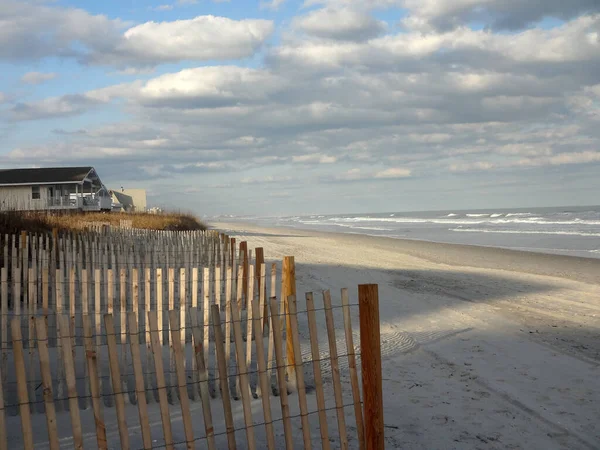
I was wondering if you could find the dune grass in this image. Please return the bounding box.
[0,210,207,235]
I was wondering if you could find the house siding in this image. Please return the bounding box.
[0,186,50,211]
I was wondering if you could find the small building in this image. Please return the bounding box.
[0,166,112,212]
[110,188,147,212]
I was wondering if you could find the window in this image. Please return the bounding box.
[31,186,40,200]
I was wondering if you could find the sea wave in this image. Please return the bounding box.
[321,216,600,226]
[449,228,600,237]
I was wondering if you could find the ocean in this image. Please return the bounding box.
[219,205,600,260]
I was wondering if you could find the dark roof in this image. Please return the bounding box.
[0,167,94,186]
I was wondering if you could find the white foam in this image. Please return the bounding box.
[324,216,600,226]
[449,228,600,237]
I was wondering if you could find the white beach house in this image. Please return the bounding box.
[0,166,113,212]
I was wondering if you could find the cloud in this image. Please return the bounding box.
[331,167,411,182]
[374,167,412,178]
[0,1,274,67]
[401,0,600,31]
[261,0,286,11]
[10,94,105,121]
[150,5,174,11]
[294,7,386,41]
[135,66,286,107]
[292,153,337,164]
[20,71,58,84]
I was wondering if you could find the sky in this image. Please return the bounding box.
[0,0,599,216]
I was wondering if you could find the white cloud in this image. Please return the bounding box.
[294,7,386,41]
[177,0,198,4]
[136,66,285,107]
[93,16,274,66]
[20,71,58,84]
[0,2,274,67]
[292,153,337,164]
[150,4,174,11]
[374,167,412,178]
[261,0,286,11]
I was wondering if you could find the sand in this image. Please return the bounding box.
[213,222,600,449]
[5,221,599,449]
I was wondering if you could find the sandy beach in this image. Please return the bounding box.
[213,221,600,449]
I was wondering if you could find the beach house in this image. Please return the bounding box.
[109,188,147,212]
[0,166,113,212]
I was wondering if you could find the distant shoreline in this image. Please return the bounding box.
[212,221,600,285]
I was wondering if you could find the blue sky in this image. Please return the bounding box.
[1,0,599,215]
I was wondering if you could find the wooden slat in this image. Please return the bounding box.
[254,248,265,333]
[191,267,199,400]
[266,262,278,395]
[132,269,139,328]
[230,288,256,450]
[233,266,245,399]
[341,288,365,450]
[104,314,130,449]
[245,264,255,398]
[323,290,348,450]
[83,315,108,450]
[81,269,89,410]
[214,266,221,310]
[127,312,153,450]
[42,267,49,316]
[179,268,186,378]
[144,268,153,403]
[148,311,174,450]
[27,269,36,409]
[0,362,7,450]
[95,269,102,348]
[203,267,210,371]
[12,318,33,449]
[1,268,7,390]
[168,267,175,402]
[251,287,276,450]
[156,268,163,345]
[190,308,216,450]
[107,268,114,317]
[55,269,65,411]
[287,295,312,450]
[358,284,384,450]
[225,266,232,379]
[120,268,130,404]
[168,311,195,449]
[269,298,294,450]
[259,263,267,337]
[282,257,297,391]
[306,293,331,450]
[58,315,84,449]
[34,317,59,450]
[69,266,76,357]
[210,305,237,450]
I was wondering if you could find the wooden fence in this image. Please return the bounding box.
[0,229,383,449]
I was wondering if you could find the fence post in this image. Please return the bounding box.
[282,256,296,389]
[358,284,384,450]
